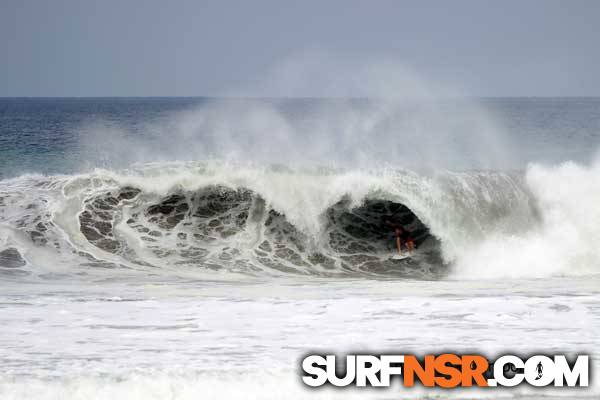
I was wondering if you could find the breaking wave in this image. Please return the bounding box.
[0,160,598,280]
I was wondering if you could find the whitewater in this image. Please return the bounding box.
[0,97,599,399]
[1,160,599,280]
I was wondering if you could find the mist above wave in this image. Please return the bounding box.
[78,57,516,172]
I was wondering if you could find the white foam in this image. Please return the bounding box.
[1,158,599,279]
[453,160,600,278]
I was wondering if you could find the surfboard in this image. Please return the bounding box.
[390,254,411,260]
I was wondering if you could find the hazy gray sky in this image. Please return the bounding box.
[1,0,599,97]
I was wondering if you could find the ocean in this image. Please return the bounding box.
[0,97,599,399]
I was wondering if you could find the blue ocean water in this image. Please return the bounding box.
[1,97,599,178]
[0,97,206,177]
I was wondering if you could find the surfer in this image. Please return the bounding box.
[385,220,415,256]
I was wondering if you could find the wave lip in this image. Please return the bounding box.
[0,160,598,280]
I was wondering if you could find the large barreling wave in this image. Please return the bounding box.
[1,160,598,280]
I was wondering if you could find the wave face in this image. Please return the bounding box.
[0,160,598,280]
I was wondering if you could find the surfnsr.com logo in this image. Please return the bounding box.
[301,354,589,388]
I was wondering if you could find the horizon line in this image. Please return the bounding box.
[2,95,600,100]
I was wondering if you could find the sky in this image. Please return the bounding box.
[1,0,599,97]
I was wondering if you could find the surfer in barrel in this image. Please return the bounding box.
[385,220,415,256]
